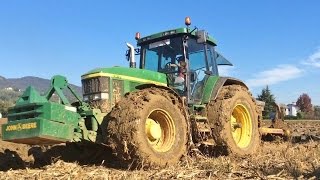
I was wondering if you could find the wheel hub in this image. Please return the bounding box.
[230,104,252,149]
[232,120,242,130]
[146,118,162,141]
[145,109,176,152]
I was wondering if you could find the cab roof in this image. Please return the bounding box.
[137,27,217,46]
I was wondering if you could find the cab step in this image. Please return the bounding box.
[191,115,208,122]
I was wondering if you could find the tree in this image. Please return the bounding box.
[257,85,276,119]
[296,93,313,113]
[0,100,14,117]
[296,112,303,119]
[314,106,320,119]
[296,93,314,119]
[0,89,21,117]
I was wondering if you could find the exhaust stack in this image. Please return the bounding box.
[126,43,136,68]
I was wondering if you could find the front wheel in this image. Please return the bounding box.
[208,85,260,155]
[104,88,188,167]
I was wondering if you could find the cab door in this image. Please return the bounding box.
[187,38,216,103]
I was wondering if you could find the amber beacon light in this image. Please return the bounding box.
[185,17,191,26]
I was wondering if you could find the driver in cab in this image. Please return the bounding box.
[175,56,187,84]
[169,56,187,93]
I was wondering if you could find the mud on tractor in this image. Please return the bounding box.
[1,18,283,167]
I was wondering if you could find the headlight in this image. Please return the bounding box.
[84,93,109,101]
[93,94,101,100]
[83,95,89,101]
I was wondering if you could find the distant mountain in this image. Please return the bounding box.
[0,76,82,95]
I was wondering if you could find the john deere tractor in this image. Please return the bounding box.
[2,18,262,167]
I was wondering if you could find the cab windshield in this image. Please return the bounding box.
[140,37,184,73]
[140,35,217,98]
[140,36,216,75]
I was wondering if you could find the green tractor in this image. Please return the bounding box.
[2,17,261,167]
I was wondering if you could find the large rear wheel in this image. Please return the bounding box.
[104,88,188,167]
[208,85,260,155]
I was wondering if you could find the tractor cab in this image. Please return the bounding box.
[129,17,233,103]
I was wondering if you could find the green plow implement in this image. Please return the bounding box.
[2,75,82,145]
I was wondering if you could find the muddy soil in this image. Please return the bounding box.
[263,120,320,141]
[0,120,319,179]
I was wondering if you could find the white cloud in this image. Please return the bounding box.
[246,65,303,87]
[302,48,320,67]
[218,66,235,76]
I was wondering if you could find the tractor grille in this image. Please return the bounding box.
[82,77,109,95]
[81,77,123,113]
[82,77,110,113]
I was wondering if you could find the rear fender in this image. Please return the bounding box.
[202,77,248,104]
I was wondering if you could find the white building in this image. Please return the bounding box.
[4,87,13,91]
[285,104,299,116]
[0,112,2,118]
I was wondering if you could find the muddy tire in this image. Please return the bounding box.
[104,88,188,168]
[208,85,260,155]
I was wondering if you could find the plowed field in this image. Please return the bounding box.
[0,120,319,179]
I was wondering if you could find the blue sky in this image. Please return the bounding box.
[0,1,319,105]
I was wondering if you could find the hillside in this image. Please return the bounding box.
[0,76,81,94]
[0,76,82,117]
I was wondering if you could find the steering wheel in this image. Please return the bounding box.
[163,62,178,85]
[164,62,179,69]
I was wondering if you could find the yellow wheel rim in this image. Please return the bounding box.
[230,104,252,148]
[145,109,176,152]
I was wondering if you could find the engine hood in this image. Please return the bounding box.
[81,66,167,86]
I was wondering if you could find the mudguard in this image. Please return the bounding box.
[202,77,248,104]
